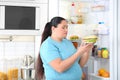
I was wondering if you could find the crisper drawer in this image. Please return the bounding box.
[89,73,110,80]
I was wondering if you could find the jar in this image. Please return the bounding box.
[77,15,83,24]
[7,68,18,80]
[97,48,102,58]
[102,48,109,58]
[6,58,20,80]
[0,58,7,80]
[72,42,78,49]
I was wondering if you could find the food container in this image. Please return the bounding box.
[21,67,35,80]
[7,68,18,80]
[0,58,7,80]
[0,72,7,80]
[6,58,20,80]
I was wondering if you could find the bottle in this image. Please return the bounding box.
[102,48,109,58]
[97,48,102,58]
[97,22,109,34]
[92,45,97,57]
[70,2,77,24]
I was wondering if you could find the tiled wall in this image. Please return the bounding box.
[1,42,34,57]
[0,36,35,73]
[0,36,35,58]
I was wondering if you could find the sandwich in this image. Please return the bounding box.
[83,35,98,43]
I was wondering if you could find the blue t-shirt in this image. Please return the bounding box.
[40,37,82,80]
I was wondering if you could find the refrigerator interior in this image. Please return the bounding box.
[58,0,110,80]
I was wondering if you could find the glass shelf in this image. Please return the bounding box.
[89,73,110,80]
[90,56,109,61]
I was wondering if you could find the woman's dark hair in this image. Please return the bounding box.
[35,17,66,80]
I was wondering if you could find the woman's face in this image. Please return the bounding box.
[52,20,68,39]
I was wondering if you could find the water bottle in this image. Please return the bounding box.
[70,2,77,24]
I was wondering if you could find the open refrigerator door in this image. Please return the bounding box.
[57,0,113,80]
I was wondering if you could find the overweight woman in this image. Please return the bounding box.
[35,17,93,80]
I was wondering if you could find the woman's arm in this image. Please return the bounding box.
[79,52,90,68]
[49,51,81,73]
[49,43,93,73]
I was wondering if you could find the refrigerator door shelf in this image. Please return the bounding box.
[89,73,110,80]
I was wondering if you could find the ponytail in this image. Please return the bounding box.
[35,22,52,80]
[41,22,52,44]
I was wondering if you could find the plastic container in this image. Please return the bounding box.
[7,68,18,80]
[0,58,7,80]
[6,57,22,80]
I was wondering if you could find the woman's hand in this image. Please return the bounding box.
[77,42,93,67]
[76,42,94,56]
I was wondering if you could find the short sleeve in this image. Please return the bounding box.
[40,43,61,63]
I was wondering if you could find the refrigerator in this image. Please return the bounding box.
[49,0,118,80]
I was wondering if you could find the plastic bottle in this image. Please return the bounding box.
[70,2,78,24]
[97,22,109,34]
